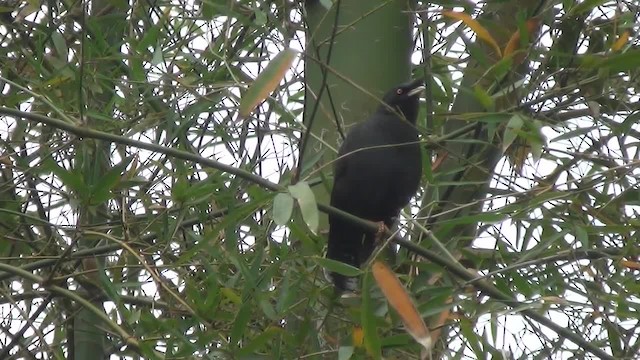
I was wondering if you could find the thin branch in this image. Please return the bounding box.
[0,294,54,359]
[0,262,142,354]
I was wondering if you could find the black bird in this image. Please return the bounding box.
[326,79,424,292]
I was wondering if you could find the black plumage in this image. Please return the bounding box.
[326,79,424,292]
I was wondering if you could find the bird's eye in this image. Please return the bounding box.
[396,88,403,95]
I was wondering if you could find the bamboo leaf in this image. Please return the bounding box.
[372,260,432,354]
[503,18,541,60]
[473,85,494,111]
[338,346,354,360]
[502,113,525,153]
[90,156,133,204]
[314,257,360,277]
[51,32,68,61]
[361,270,381,359]
[237,326,282,355]
[599,50,640,72]
[569,0,608,15]
[239,48,298,117]
[610,30,630,51]
[442,11,502,57]
[288,181,319,233]
[272,192,294,226]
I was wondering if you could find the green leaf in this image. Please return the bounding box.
[253,8,267,26]
[569,0,608,15]
[182,182,219,205]
[438,210,508,227]
[490,312,498,345]
[89,157,132,204]
[484,55,513,82]
[475,113,509,141]
[518,227,569,264]
[550,125,597,142]
[319,0,333,9]
[491,78,526,98]
[361,270,381,359]
[272,192,294,226]
[498,301,543,316]
[338,346,354,360]
[473,85,494,111]
[137,24,160,51]
[510,271,533,298]
[51,31,68,62]
[230,301,252,346]
[603,318,623,356]
[237,326,282,355]
[529,134,545,163]
[519,119,546,162]
[202,0,226,19]
[598,50,640,73]
[98,260,120,304]
[575,225,589,248]
[239,48,298,117]
[288,181,319,234]
[379,334,411,347]
[171,175,190,204]
[300,148,325,176]
[502,113,525,153]
[259,297,278,321]
[152,43,163,65]
[42,158,87,198]
[459,316,483,356]
[107,0,128,9]
[130,57,145,83]
[314,257,360,277]
[275,271,293,314]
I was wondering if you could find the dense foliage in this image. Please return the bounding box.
[0,0,639,359]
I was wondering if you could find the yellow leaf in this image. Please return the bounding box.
[352,326,364,348]
[620,259,640,270]
[239,48,298,118]
[507,140,530,174]
[611,30,630,52]
[0,155,12,167]
[371,260,431,353]
[442,11,501,57]
[503,18,541,62]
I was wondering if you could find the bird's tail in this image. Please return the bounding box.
[325,220,365,293]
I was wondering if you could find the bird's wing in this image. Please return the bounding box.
[333,124,361,186]
[334,120,380,168]
[332,125,390,218]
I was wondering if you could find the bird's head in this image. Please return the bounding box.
[380,79,425,124]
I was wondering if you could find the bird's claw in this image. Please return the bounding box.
[374,221,389,244]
